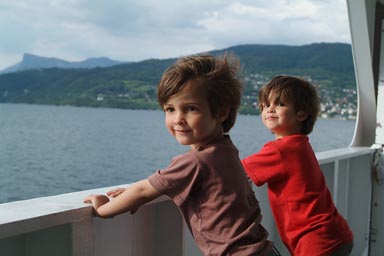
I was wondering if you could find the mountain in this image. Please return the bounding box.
[215,42,355,89]
[0,43,355,114]
[0,53,124,74]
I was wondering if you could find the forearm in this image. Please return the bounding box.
[91,179,161,218]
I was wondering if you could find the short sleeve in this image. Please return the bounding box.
[242,143,284,186]
[148,152,201,206]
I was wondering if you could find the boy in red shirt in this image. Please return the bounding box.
[242,75,354,255]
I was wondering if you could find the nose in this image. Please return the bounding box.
[174,111,185,125]
[265,105,275,113]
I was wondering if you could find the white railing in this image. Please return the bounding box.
[0,146,375,256]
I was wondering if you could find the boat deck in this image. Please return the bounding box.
[0,147,375,256]
[1,0,384,255]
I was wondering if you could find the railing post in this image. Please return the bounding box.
[332,159,350,217]
[369,147,384,256]
[368,10,384,256]
[71,220,95,256]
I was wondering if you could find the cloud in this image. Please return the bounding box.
[0,0,350,70]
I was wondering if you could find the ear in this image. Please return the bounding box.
[219,107,230,123]
[297,111,308,122]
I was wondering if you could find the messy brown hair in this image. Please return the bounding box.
[259,75,320,135]
[157,53,243,133]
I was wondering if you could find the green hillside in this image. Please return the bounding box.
[0,43,355,115]
[223,43,354,88]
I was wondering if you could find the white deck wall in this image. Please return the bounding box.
[0,147,374,256]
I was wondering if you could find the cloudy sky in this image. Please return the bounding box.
[0,0,351,70]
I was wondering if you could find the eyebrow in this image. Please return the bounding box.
[164,101,202,108]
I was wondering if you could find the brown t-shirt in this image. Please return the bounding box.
[148,135,272,256]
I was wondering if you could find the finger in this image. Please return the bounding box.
[83,197,92,203]
[106,189,119,196]
[130,206,139,214]
[83,194,95,203]
[106,188,124,197]
[106,191,118,197]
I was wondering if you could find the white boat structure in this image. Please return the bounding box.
[1,0,384,255]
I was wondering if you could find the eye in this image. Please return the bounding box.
[164,106,175,113]
[186,105,198,112]
[277,102,285,107]
[263,103,270,108]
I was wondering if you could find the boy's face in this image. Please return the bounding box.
[261,95,305,139]
[163,80,224,149]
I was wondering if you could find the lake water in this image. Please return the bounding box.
[0,103,356,203]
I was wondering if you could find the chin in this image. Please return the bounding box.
[176,140,191,146]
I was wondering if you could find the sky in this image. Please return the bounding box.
[0,0,351,70]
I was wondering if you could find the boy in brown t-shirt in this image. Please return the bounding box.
[84,54,276,255]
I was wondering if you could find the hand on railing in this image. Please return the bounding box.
[106,188,127,197]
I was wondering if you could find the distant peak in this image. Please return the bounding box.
[22,53,40,59]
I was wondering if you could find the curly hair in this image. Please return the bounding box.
[157,53,243,133]
[259,75,320,135]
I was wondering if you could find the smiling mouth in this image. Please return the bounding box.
[175,129,191,134]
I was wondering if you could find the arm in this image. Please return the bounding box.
[106,187,127,197]
[83,179,162,218]
[242,144,283,186]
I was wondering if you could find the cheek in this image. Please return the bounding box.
[164,116,173,131]
[261,111,266,118]
[261,111,268,122]
[286,111,298,120]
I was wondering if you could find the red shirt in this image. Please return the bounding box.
[242,134,353,256]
